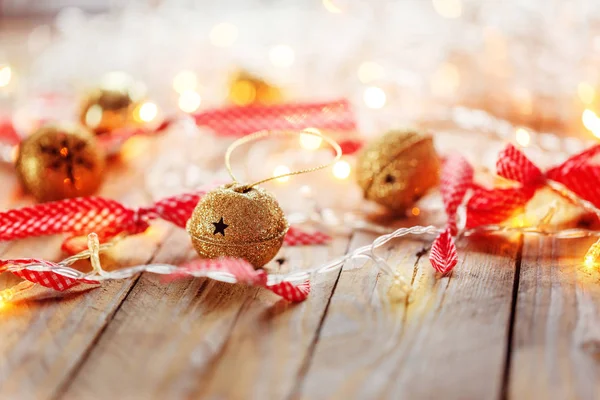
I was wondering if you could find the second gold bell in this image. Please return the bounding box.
[355,129,440,214]
[80,73,145,135]
[16,123,105,202]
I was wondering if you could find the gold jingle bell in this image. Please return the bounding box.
[16,123,105,202]
[356,129,440,214]
[228,71,282,106]
[187,182,289,268]
[80,73,143,135]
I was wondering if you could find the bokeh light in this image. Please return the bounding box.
[432,0,462,19]
[173,70,198,94]
[269,45,295,68]
[515,127,531,147]
[178,90,201,113]
[273,165,291,182]
[582,109,600,138]
[363,86,386,109]
[332,160,351,179]
[299,128,323,150]
[358,61,384,84]
[0,64,12,87]
[210,23,238,47]
[136,102,158,122]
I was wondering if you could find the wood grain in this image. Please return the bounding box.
[509,236,600,400]
[58,232,350,399]
[296,232,520,400]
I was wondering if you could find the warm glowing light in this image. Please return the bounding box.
[229,79,257,105]
[584,238,600,269]
[323,0,343,13]
[578,82,595,105]
[178,90,201,113]
[273,165,291,182]
[432,0,462,19]
[430,62,460,97]
[269,45,295,68]
[332,160,351,179]
[210,23,238,47]
[136,102,158,122]
[299,128,323,150]
[411,207,421,216]
[510,214,531,228]
[0,64,12,87]
[358,61,384,83]
[515,127,531,147]
[582,109,600,138]
[173,70,198,94]
[84,104,103,128]
[363,86,387,109]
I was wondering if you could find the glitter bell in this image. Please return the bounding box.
[355,129,440,214]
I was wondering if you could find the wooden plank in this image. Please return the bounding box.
[57,233,350,399]
[509,236,600,400]
[0,137,168,399]
[296,232,520,399]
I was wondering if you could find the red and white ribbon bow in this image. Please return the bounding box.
[466,143,600,227]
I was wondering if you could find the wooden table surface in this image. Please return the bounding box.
[0,129,598,400]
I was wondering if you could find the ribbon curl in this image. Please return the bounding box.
[466,144,600,227]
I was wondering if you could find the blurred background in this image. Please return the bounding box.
[1,0,600,140]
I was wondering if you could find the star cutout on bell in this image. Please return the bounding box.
[212,217,229,236]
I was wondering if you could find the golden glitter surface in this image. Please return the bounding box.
[16,123,105,202]
[356,129,440,214]
[187,182,289,268]
[80,88,138,135]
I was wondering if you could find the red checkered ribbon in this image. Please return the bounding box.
[192,99,355,136]
[1,99,356,153]
[171,258,310,302]
[429,155,474,274]
[0,258,99,291]
[0,257,309,302]
[0,185,330,249]
[466,144,600,227]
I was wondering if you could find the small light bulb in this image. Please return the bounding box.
[432,0,462,19]
[210,23,238,47]
[173,70,198,94]
[358,61,384,84]
[363,86,387,109]
[299,128,323,150]
[332,160,351,179]
[0,64,11,87]
[273,165,291,182]
[136,102,158,122]
[269,45,295,68]
[582,109,600,138]
[178,90,201,113]
[515,127,531,147]
[411,207,421,216]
